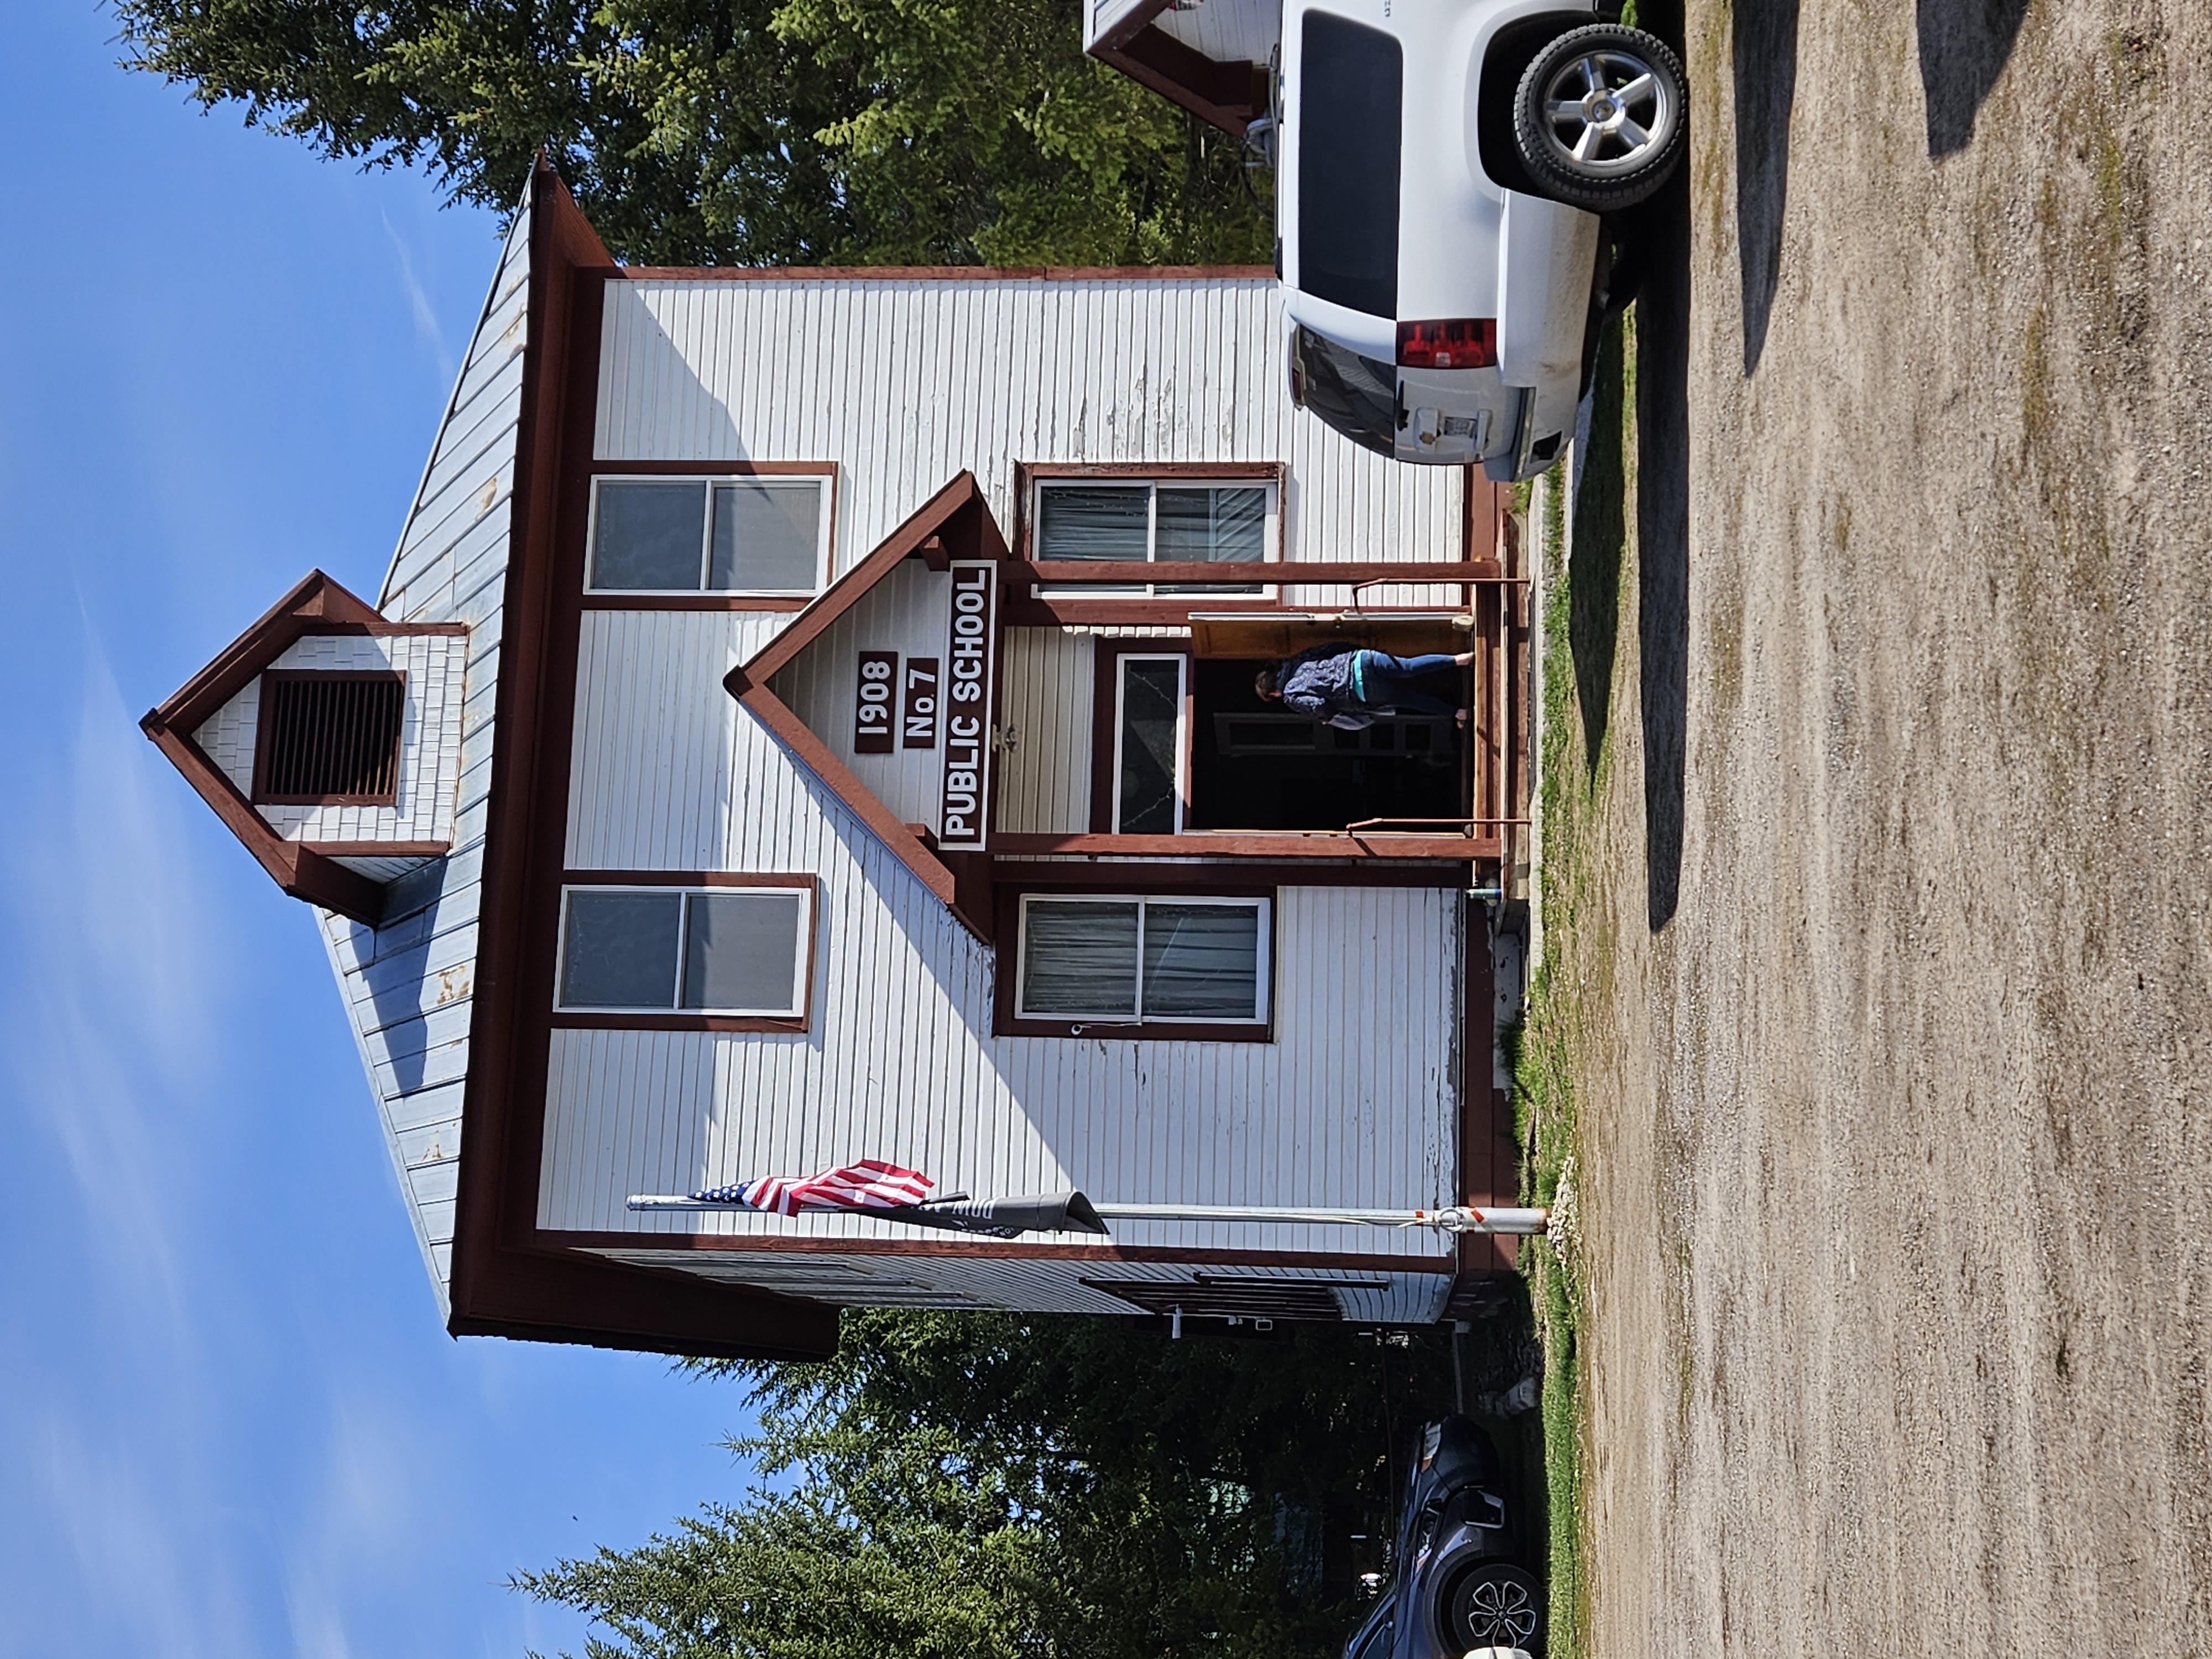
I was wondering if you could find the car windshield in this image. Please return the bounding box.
[1297,12,1402,319]
[1293,326,1396,456]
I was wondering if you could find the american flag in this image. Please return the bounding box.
[690,1159,935,1217]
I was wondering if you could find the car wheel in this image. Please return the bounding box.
[1512,25,1687,211]
[1442,1561,1546,1655]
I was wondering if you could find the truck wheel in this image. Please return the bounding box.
[1513,25,1687,211]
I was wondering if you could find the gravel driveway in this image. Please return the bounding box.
[1550,0,2212,1651]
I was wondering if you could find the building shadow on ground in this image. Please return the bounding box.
[1634,167,1691,934]
[1731,0,1799,374]
[1917,0,2030,156]
[1569,317,1627,780]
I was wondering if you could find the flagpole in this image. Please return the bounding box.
[624,1193,1548,1235]
[1086,1203,1549,1234]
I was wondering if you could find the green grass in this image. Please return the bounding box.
[1511,307,1639,1659]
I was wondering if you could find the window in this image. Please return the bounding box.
[1297,13,1402,319]
[557,884,811,1018]
[1291,326,1397,458]
[1015,895,1270,1025]
[1114,654,1186,833]
[1034,479,1274,594]
[588,476,826,595]
[252,671,405,805]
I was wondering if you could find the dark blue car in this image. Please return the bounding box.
[1340,1417,1545,1658]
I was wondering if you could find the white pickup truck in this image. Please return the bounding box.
[1273,0,1686,473]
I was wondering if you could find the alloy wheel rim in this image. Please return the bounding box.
[1540,48,1674,176]
[1465,1575,1540,1641]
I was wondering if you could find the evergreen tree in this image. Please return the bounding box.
[512,1310,1456,1658]
[113,0,1271,267]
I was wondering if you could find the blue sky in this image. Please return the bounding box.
[0,7,768,1654]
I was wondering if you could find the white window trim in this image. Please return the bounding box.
[1111,653,1188,835]
[1031,476,1281,599]
[554,883,813,1017]
[583,473,833,599]
[1013,892,1272,1025]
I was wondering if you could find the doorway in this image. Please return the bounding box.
[1187,658,1465,831]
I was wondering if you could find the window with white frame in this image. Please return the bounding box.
[1113,654,1186,834]
[1032,479,1275,594]
[1015,894,1270,1024]
[588,476,828,595]
[557,885,811,1016]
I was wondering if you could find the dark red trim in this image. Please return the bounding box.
[715,472,1011,940]
[617,264,1275,283]
[1456,899,1516,1275]
[145,724,385,924]
[140,570,467,924]
[145,568,464,737]
[1010,462,1286,610]
[1464,469,1503,565]
[1014,459,1286,566]
[1093,0,1177,53]
[1092,25,1270,136]
[1015,559,1505,587]
[992,831,1495,862]
[1004,597,1277,626]
[585,461,837,607]
[554,870,821,1030]
[990,858,1467,890]
[734,683,964,915]
[992,880,1276,1042]
[315,841,452,859]
[1088,640,1196,834]
[447,158,838,1362]
[590,460,837,475]
[736,472,1001,684]
[561,869,816,888]
[566,1233,1456,1273]
[582,594,812,612]
[552,1013,808,1034]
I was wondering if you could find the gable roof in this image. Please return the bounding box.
[724,470,1006,941]
[431,161,836,1359]
[140,569,465,921]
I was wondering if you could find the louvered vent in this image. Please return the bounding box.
[252,672,406,805]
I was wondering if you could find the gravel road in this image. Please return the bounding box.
[1553,0,2212,1652]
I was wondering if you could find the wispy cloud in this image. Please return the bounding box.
[11,619,220,1333]
[382,211,456,385]
[34,1412,257,1659]
[0,623,251,1659]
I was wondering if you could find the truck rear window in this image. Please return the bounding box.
[1292,326,1396,457]
[1297,13,1402,319]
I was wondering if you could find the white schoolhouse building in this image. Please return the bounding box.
[144,164,1528,1359]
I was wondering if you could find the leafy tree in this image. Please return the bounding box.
[112,0,1271,267]
[512,1310,1456,1658]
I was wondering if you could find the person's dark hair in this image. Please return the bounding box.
[1253,666,1280,698]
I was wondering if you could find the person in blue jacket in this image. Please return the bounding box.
[1254,644,1473,730]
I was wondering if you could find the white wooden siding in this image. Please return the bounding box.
[538,879,1462,1263]
[769,559,959,831]
[995,628,1095,833]
[557,587,1462,1281]
[589,1248,1452,1320]
[196,632,466,845]
[1154,0,1281,69]
[309,195,534,1313]
[592,276,1464,603]
[566,610,758,872]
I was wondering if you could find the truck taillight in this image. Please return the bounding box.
[1396,319,1497,369]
